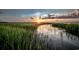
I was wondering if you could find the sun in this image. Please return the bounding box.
[31,16,44,24]
[36,20,41,23]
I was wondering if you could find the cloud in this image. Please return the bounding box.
[32,12,41,16]
[0,10,3,14]
[0,16,32,22]
[0,16,21,22]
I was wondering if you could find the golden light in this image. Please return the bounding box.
[36,19,41,23]
[32,17,44,24]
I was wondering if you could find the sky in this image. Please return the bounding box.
[0,9,75,22]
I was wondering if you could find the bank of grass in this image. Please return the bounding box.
[0,22,36,30]
[52,23,79,36]
[0,23,46,50]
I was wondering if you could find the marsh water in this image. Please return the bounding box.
[36,24,79,50]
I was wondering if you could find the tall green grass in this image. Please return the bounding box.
[52,23,79,36]
[0,23,46,50]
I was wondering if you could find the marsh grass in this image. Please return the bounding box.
[52,23,79,36]
[0,23,47,50]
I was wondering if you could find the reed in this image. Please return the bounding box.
[0,23,46,50]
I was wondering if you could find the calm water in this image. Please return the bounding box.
[36,24,79,50]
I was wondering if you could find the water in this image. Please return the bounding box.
[36,24,79,50]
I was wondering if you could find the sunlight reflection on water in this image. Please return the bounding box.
[36,24,79,50]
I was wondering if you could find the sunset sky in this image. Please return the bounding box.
[0,9,75,22]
